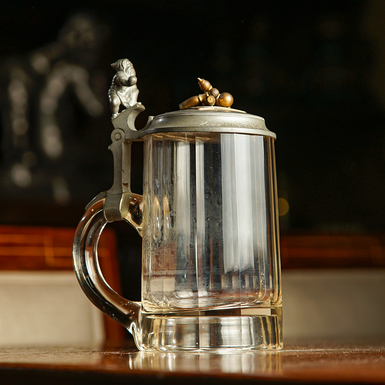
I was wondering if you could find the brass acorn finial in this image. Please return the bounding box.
[197,78,212,92]
[179,78,234,110]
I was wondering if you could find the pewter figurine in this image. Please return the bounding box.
[108,58,139,117]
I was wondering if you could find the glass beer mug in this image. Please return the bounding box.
[73,61,282,351]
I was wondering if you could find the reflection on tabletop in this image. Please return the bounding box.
[0,341,384,383]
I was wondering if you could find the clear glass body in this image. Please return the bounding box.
[141,133,282,346]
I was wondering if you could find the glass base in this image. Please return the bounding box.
[133,308,282,351]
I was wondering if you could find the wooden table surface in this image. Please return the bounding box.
[0,341,384,385]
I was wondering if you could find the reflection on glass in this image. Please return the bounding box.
[143,133,279,312]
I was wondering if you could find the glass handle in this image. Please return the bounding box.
[73,104,150,338]
[72,196,141,333]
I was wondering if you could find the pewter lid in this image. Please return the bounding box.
[142,106,276,139]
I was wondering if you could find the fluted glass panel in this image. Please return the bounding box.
[142,133,279,313]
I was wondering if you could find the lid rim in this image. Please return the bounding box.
[138,107,275,138]
[140,126,276,139]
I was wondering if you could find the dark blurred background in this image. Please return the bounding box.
[1,0,385,299]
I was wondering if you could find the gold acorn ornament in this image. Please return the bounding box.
[198,78,212,92]
[216,92,233,107]
[179,78,234,109]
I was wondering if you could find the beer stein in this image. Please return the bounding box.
[73,59,282,351]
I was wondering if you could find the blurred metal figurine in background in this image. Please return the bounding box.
[0,12,107,204]
[108,59,139,118]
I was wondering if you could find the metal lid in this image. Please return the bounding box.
[141,106,276,139]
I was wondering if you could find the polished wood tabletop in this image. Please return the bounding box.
[0,341,384,385]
